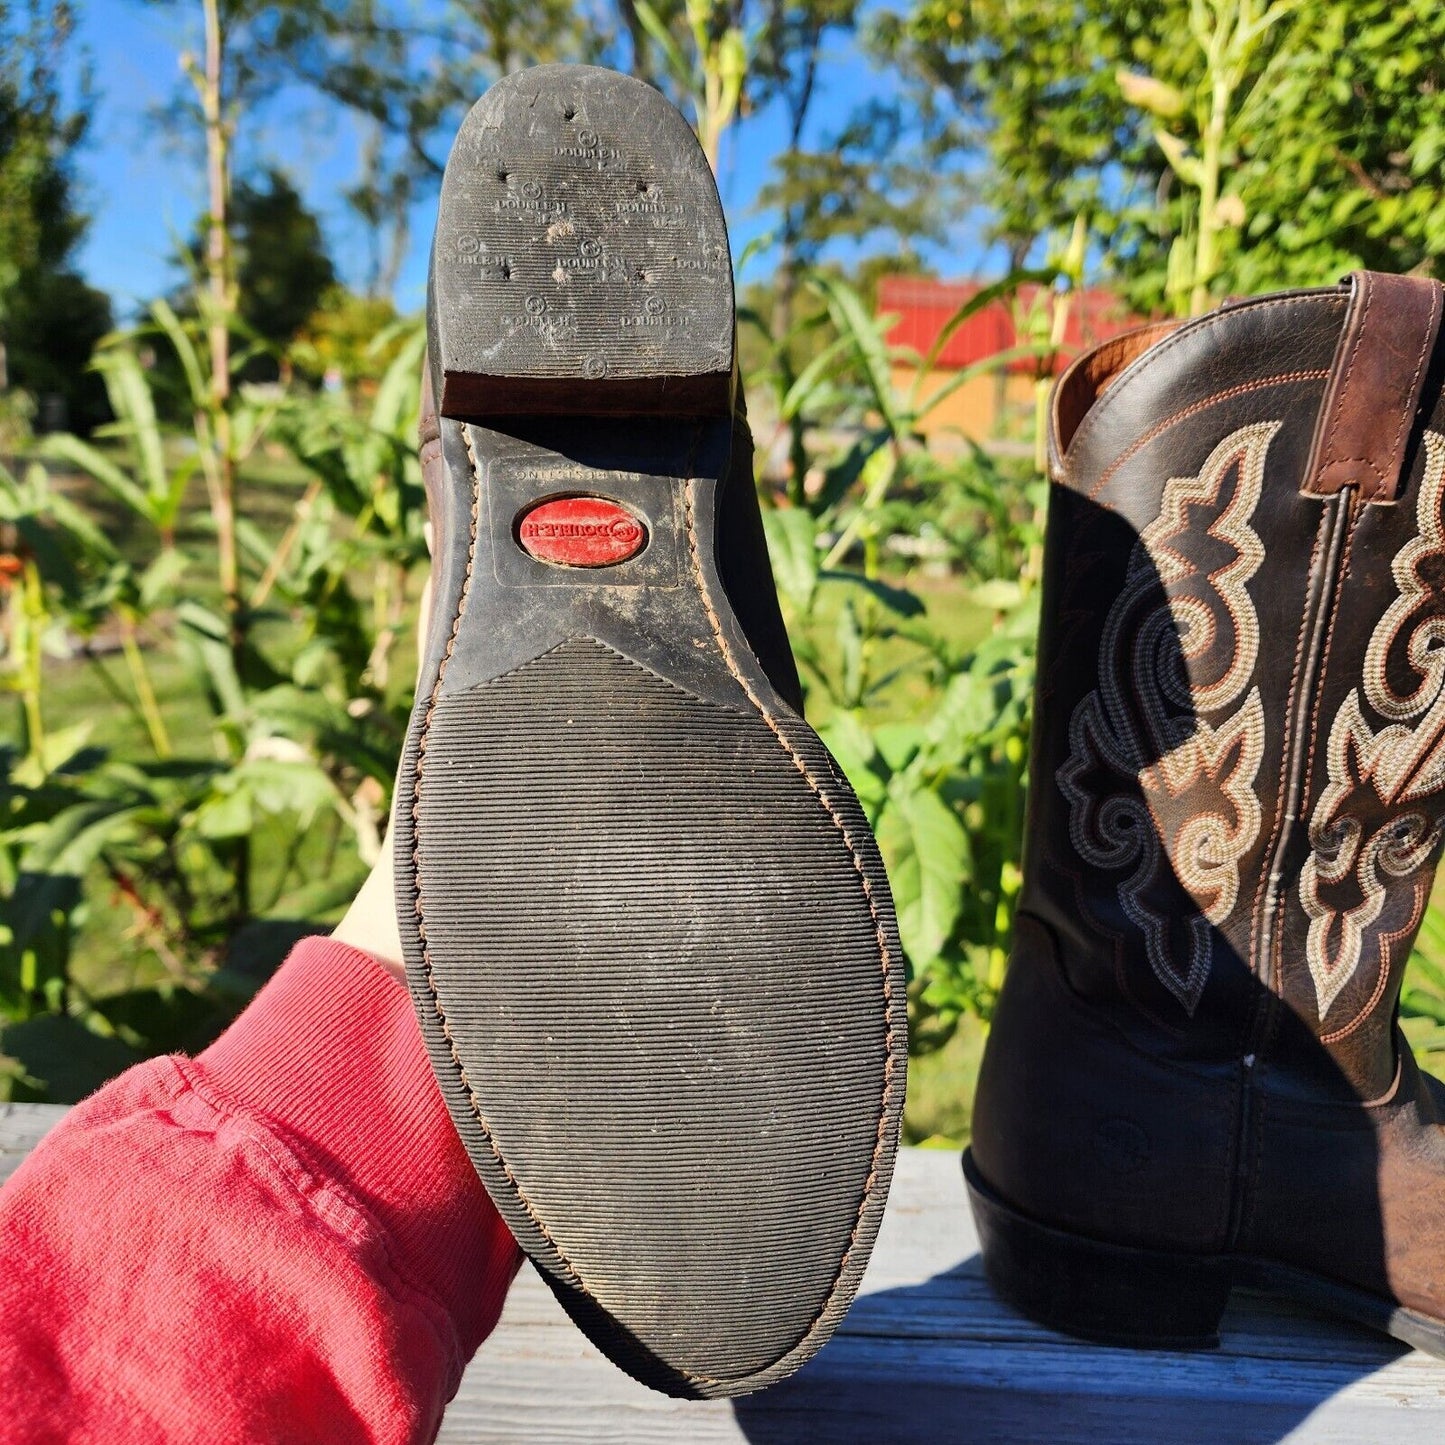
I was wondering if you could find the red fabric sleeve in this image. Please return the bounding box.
[0,937,521,1445]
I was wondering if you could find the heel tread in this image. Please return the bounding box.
[432,66,733,421]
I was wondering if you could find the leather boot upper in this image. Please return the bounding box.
[973,272,1445,1314]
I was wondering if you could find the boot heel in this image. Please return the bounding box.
[963,1150,1232,1349]
[431,64,734,422]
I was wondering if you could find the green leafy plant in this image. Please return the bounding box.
[0,1,430,1098]
[1117,0,1301,313]
[632,0,747,168]
[751,261,1069,1061]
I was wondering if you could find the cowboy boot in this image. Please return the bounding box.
[965,270,1445,1354]
[395,65,906,1397]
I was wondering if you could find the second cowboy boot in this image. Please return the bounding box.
[966,270,1445,1353]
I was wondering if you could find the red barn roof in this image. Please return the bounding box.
[877,276,1147,375]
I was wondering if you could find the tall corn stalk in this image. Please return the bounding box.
[631,0,747,172]
[183,0,242,665]
[1117,0,1300,315]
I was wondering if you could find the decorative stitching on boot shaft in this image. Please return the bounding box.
[1059,421,1276,1014]
[1085,372,1329,501]
[1302,431,1445,1022]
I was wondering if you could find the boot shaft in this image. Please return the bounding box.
[1021,273,1445,1099]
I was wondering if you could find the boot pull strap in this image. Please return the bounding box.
[1302,269,1444,503]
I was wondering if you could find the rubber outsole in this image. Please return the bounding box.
[395,65,907,1399]
[428,64,734,421]
[963,1149,1445,1357]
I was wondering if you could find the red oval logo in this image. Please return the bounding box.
[516,495,647,568]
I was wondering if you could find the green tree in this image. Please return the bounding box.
[230,169,335,372]
[0,0,112,431]
[874,0,1147,271]
[711,0,954,503]
[145,0,608,299]
[6,270,112,432]
[1229,1,1445,290]
[1116,0,1302,315]
[290,284,403,390]
[883,0,1445,310]
[170,168,335,383]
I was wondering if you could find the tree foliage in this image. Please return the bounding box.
[1232,1,1445,289]
[875,0,1144,266]
[0,0,111,430]
[883,0,1445,309]
[172,168,335,383]
[230,169,336,365]
[140,0,611,298]
[0,0,87,312]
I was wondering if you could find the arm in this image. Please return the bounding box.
[0,848,520,1445]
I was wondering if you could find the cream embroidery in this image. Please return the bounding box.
[1302,431,1445,1019]
[1060,423,1276,1014]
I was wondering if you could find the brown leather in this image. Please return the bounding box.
[1302,270,1444,502]
[713,411,806,714]
[1049,319,1183,476]
[418,368,444,517]
[973,271,1445,1323]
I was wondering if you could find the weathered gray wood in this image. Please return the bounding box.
[442,1149,1436,1444]
[6,1105,1445,1441]
[0,1102,64,1186]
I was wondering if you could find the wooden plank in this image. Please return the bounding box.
[0,1102,64,1187]
[441,1149,1438,1444]
[6,1104,1445,1440]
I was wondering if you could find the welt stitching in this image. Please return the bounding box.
[410,424,593,1301]
[1086,372,1331,500]
[682,469,899,1369]
[411,423,866,1393]
[1068,295,1346,464]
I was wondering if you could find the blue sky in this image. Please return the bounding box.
[70,0,994,317]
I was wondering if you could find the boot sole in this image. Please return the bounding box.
[395,64,907,1399]
[964,1150,1445,1356]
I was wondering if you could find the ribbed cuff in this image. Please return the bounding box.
[199,935,520,1353]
